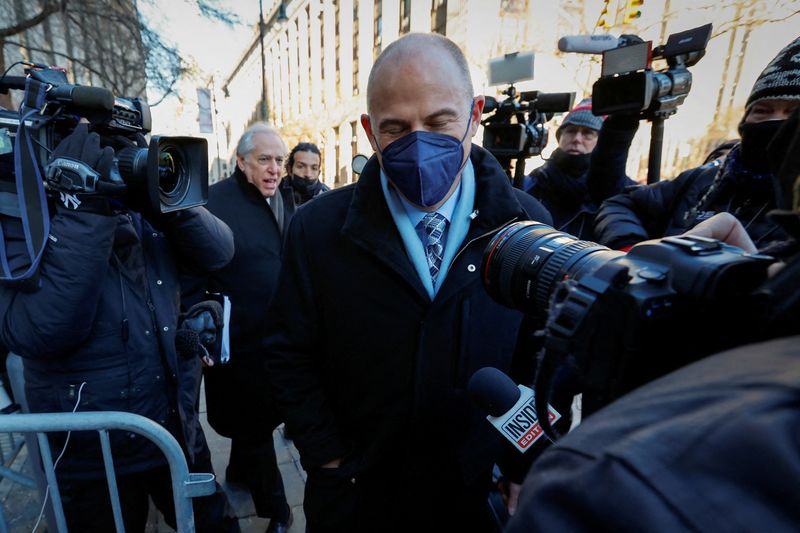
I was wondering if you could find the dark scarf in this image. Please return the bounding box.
[538,149,592,207]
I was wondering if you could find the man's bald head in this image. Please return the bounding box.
[366,33,474,114]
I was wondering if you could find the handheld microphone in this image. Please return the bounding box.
[468,367,561,453]
[558,34,620,54]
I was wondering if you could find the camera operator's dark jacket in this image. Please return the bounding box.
[595,145,787,249]
[507,333,800,532]
[526,117,638,240]
[263,146,553,527]
[192,167,295,439]
[0,206,234,478]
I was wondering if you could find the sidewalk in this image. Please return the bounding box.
[196,387,308,533]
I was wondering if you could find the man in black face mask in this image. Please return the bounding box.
[286,142,329,205]
[595,36,800,250]
[525,98,638,240]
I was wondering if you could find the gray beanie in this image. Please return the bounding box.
[556,98,604,140]
[745,36,800,111]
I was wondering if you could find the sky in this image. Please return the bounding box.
[138,0,260,107]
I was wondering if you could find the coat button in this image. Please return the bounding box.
[152,232,158,238]
[156,280,163,285]
[145,330,151,336]
[163,326,169,332]
[467,264,476,272]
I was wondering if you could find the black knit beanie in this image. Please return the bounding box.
[745,36,800,111]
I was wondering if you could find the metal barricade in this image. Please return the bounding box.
[0,411,216,533]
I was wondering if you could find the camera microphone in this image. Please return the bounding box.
[468,367,561,453]
[558,34,620,54]
[48,84,115,112]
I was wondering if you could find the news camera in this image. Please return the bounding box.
[592,23,711,118]
[0,65,207,214]
[479,219,800,438]
[480,52,575,188]
[589,23,712,183]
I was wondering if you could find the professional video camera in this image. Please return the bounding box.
[0,64,208,285]
[590,23,712,183]
[480,220,800,437]
[480,52,575,188]
[0,65,207,213]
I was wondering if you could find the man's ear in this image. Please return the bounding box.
[469,94,486,137]
[361,114,379,153]
[469,96,485,138]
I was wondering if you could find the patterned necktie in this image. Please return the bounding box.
[419,212,447,282]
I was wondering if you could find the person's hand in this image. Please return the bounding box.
[321,458,342,469]
[498,478,522,516]
[682,213,757,253]
[46,123,125,212]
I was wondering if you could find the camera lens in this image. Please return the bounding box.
[482,221,620,314]
[156,141,190,208]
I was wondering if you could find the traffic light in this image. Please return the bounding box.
[623,0,643,24]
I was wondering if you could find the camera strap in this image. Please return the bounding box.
[0,77,51,284]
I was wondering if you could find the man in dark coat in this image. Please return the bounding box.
[595,36,800,250]
[199,123,294,532]
[263,33,552,532]
[0,124,238,531]
[525,98,638,240]
[285,142,329,205]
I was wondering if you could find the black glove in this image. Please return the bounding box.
[177,300,224,365]
[45,123,126,213]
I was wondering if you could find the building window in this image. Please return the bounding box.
[335,0,341,97]
[431,0,447,35]
[353,0,359,95]
[319,9,325,88]
[500,0,528,14]
[373,0,382,60]
[334,126,342,186]
[351,120,359,161]
[399,0,411,35]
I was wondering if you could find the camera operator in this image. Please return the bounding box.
[0,124,240,531]
[595,36,800,251]
[286,142,329,205]
[525,98,638,240]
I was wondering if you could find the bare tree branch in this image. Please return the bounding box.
[0,0,66,39]
[4,39,124,95]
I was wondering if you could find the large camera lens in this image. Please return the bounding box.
[482,221,620,314]
[156,140,190,208]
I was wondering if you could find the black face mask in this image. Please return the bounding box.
[292,175,317,194]
[738,119,785,174]
[550,148,591,177]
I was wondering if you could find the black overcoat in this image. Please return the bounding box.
[263,146,553,523]
[201,169,295,438]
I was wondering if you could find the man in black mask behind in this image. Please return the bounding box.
[595,36,800,250]
[525,98,638,240]
[286,142,329,206]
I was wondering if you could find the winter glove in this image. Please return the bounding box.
[45,123,125,213]
[177,299,224,366]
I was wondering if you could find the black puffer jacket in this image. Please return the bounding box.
[595,146,788,249]
[0,205,233,478]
